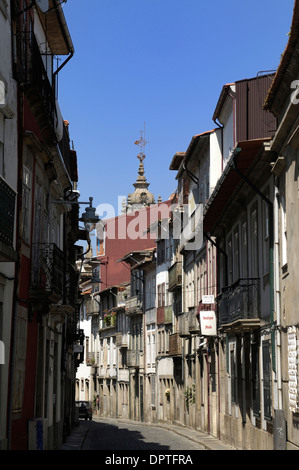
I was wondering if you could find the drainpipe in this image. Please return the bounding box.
[232,148,276,373]
[274,180,282,409]
[52,1,75,95]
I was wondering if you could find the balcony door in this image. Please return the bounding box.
[250,206,259,278]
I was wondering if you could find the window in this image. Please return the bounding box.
[158,283,165,307]
[146,324,156,366]
[228,341,238,417]
[131,269,143,297]
[233,227,240,281]
[263,196,270,275]
[112,337,116,366]
[230,349,236,404]
[227,236,233,284]
[281,194,287,267]
[157,239,165,265]
[151,375,156,407]
[251,341,260,416]
[262,341,272,420]
[22,165,32,244]
[241,221,248,277]
[107,338,110,367]
[165,237,173,261]
[250,207,259,277]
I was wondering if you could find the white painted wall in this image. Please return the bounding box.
[76,316,92,401]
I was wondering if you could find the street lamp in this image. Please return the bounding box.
[51,196,100,231]
[78,197,100,232]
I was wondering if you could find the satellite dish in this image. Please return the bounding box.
[36,0,49,13]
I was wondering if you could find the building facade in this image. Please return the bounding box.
[64,0,299,451]
[92,70,291,450]
[264,0,299,449]
[0,0,18,451]
[0,0,82,450]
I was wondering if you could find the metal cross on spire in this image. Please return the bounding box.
[134,124,148,163]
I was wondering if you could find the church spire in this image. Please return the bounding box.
[124,127,156,213]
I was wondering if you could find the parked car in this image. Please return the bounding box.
[76,401,92,420]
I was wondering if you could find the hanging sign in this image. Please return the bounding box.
[200,311,216,336]
[202,295,215,304]
[288,326,298,412]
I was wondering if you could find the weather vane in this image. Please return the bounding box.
[134,124,148,163]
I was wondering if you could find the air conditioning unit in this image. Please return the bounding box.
[28,418,48,450]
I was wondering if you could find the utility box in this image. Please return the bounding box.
[273,409,286,450]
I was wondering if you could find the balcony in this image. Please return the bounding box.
[178,312,190,337]
[116,332,128,348]
[0,177,17,262]
[168,332,182,356]
[125,295,143,316]
[218,278,260,332]
[15,33,57,144]
[86,352,96,367]
[86,297,99,316]
[126,349,140,368]
[30,243,64,303]
[168,261,182,292]
[188,308,200,333]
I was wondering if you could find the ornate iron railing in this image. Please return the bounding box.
[31,243,64,297]
[218,278,260,326]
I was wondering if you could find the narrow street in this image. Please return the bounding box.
[60,415,236,454]
[79,417,205,451]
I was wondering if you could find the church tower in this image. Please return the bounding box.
[124,130,159,213]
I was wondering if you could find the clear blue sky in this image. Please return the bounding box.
[58,0,294,217]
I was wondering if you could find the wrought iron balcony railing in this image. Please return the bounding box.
[15,32,56,132]
[14,31,73,180]
[31,243,64,299]
[218,278,260,327]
